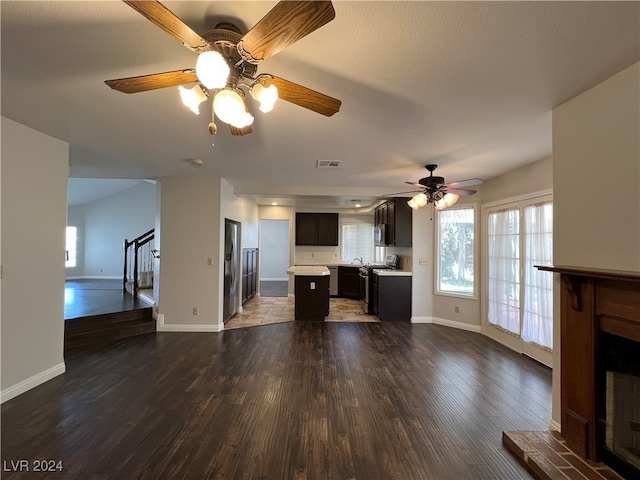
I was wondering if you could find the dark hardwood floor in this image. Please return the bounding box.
[1,322,551,479]
[65,279,151,320]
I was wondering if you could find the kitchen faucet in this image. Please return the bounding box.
[353,257,363,265]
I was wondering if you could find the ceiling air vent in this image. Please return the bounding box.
[316,160,341,169]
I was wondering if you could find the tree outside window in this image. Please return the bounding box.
[436,207,475,296]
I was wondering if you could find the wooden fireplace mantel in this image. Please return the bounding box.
[536,265,640,462]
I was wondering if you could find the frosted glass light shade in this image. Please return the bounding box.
[231,112,254,128]
[195,51,229,89]
[213,89,245,125]
[414,193,428,207]
[443,193,459,206]
[407,199,419,209]
[435,193,459,209]
[178,85,207,115]
[251,83,278,113]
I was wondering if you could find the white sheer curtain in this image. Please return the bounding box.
[522,202,553,349]
[487,209,520,334]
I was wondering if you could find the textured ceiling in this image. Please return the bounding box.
[2,1,638,206]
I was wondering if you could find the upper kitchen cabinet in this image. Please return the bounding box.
[374,198,412,247]
[295,213,339,246]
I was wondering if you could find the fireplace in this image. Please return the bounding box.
[599,332,640,478]
[536,266,640,479]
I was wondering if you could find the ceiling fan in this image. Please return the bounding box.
[393,164,484,209]
[105,1,342,138]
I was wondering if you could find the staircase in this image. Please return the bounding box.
[64,307,155,357]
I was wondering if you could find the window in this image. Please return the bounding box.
[341,223,373,263]
[436,207,475,296]
[65,226,77,268]
[487,200,553,349]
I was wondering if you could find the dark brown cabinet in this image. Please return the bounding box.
[294,275,330,321]
[374,198,412,247]
[242,248,258,304]
[338,266,360,299]
[372,273,411,321]
[295,213,338,246]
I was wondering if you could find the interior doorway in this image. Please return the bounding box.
[259,219,290,297]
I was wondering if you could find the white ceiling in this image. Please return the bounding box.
[2,1,638,207]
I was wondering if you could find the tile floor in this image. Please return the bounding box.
[225,295,380,329]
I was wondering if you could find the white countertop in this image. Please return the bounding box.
[295,262,362,267]
[372,269,413,276]
[287,265,331,276]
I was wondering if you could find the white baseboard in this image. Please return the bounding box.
[549,419,561,432]
[155,313,222,332]
[411,316,481,333]
[260,277,289,282]
[1,362,66,404]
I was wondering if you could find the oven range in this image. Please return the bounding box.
[359,254,397,314]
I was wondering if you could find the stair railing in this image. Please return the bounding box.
[123,228,155,296]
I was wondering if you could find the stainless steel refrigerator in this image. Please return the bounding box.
[223,219,241,323]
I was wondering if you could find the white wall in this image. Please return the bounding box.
[1,117,68,402]
[220,179,259,250]
[156,177,259,331]
[550,61,640,431]
[83,182,156,277]
[220,178,259,317]
[157,176,222,331]
[410,206,434,323]
[553,62,640,270]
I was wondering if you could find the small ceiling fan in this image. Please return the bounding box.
[105,1,342,138]
[392,164,484,209]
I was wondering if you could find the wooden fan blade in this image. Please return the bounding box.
[239,1,335,63]
[262,76,341,117]
[447,188,477,196]
[230,125,253,136]
[446,178,484,188]
[105,69,198,93]
[123,1,208,51]
[384,190,421,196]
[405,182,425,188]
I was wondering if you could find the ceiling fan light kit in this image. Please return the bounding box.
[106,1,342,138]
[398,164,483,210]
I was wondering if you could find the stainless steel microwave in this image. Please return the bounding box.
[374,223,386,246]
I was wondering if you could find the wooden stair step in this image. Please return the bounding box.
[65,307,155,356]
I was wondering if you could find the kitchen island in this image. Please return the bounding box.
[286,266,330,321]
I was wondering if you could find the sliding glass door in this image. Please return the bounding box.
[484,196,553,366]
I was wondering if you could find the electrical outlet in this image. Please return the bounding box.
[207,257,213,265]
[310,282,316,290]
[192,307,199,315]
[454,305,460,314]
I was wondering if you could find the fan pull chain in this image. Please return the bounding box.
[209,101,217,146]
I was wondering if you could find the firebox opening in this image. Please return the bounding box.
[599,332,640,479]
